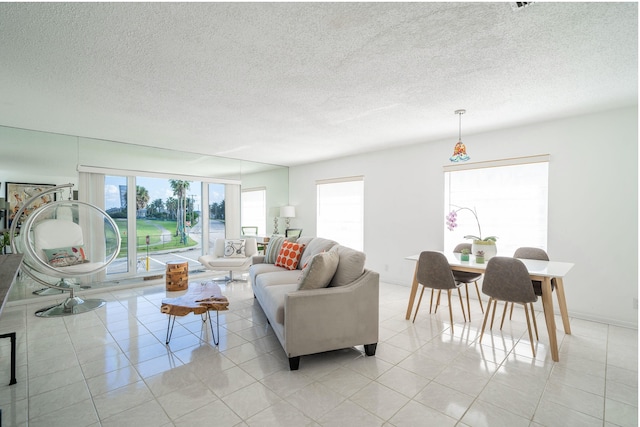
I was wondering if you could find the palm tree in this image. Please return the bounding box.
[165,197,177,220]
[169,180,191,244]
[136,186,150,218]
[147,198,164,218]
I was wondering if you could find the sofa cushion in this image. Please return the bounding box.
[298,237,338,270]
[298,249,340,290]
[265,236,286,264]
[256,270,301,289]
[275,241,305,270]
[329,245,366,287]
[250,263,286,283]
[259,283,299,325]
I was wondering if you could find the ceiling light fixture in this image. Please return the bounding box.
[449,109,470,162]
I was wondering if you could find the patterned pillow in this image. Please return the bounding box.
[265,236,285,263]
[224,239,246,258]
[274,241,306,270]
[43,246,87,267]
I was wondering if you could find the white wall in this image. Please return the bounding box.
[289,106,638,328]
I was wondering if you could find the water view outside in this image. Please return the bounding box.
[105,176,226,276]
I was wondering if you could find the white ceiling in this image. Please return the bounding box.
[0,2,637,167]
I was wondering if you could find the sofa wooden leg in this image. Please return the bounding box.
[364,343,377,356]
[288,356,300,370]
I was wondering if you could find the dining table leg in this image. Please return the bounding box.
[405,264,420,320]
[541,277,559,362]
[554,277,572,334]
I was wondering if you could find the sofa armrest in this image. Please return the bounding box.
[252,254,266,264]
[283,269,379,358]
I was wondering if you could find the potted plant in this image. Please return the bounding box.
[446,206,497,259]
[475,250,485,264]
[460,247,470,261]
[1,232,10,255]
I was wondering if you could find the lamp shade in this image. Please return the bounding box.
[280,206,295,218]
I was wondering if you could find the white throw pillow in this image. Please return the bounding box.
[224,239,246,258]
[298,249,340,290]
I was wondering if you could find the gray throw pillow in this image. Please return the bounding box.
[298,249,340,290]
[329,245,366,287]
[265,236,285,264]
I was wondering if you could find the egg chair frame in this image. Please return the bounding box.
[9,184,121,317]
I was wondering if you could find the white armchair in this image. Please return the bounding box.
[198,238,257,283]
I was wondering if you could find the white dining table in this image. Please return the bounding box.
[404,252,574,362]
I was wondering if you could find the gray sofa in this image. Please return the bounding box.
[249,236,379,370]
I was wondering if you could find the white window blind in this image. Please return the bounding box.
[444,159,549,257]
[241,188,266,236]
[317,177,364,251]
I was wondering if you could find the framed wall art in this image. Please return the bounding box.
[5,182,56,229]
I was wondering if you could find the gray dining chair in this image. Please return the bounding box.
[479,256,538,357]
[505,247,557,336]
[285,228,303,239]
[412,251,467,330]
[453,243,484,320]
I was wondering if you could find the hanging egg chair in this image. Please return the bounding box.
[10,184,121,317]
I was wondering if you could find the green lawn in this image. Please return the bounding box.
[114,218,198,256]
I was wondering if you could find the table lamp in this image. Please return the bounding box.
[280,205,295,229]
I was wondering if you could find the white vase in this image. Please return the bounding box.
[472,240,497,260]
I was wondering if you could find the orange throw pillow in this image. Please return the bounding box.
[274,241,306,270]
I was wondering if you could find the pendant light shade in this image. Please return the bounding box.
[449,109,470,162]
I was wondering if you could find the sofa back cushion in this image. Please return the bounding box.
[329,245,366,287]
[299,237,338,270]
[298,249,340,290]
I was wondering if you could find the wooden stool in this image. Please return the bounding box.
[165,261,189,291]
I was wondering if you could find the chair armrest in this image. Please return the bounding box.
[284,269,379,357]
[252,255,266,264]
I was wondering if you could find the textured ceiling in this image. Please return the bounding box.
[0,2,637,167]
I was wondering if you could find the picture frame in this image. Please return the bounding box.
[5,182,56,229]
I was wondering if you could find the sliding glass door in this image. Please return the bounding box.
[105,175,222,277]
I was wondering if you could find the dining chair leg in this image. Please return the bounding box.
[509,302,515,320]
[530,302,539,340]
[429,289,435,313]
[500,301,509,330]
[464,283,471,321]
[434,290,442,313]
[412,286,426,323]
[474,281,484,313]
[479,298,494,343]
[447,290,454,331]
[489,298,498,329]
[456,287,467,322]
[524,303,536,357]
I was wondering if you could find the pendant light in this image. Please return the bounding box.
[449,109,470,162]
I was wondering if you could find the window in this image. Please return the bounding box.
[444,157,549,257]
[317,177,364,251]
[241,188,266,235]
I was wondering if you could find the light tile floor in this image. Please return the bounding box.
[0,279,636,427]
